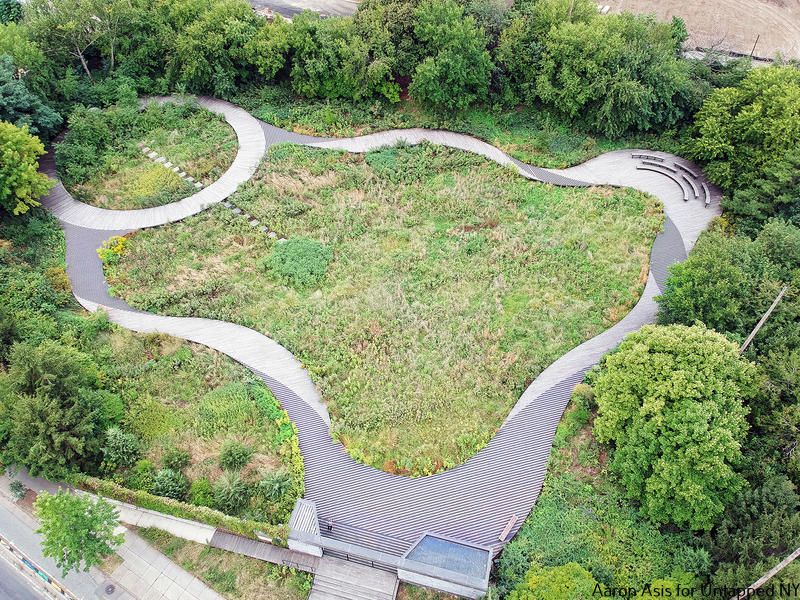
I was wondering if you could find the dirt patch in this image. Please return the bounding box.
[607,0,800,58]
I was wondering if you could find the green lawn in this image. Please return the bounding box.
[232,85,681,169]
[136,527,310,600]
[62,102,237,210]
[105,143,662,476]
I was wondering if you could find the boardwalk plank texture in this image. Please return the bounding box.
[42,97,721,557]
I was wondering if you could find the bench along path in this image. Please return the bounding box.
[45,99,720,558]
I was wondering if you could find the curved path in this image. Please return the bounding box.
[43,97,721,557]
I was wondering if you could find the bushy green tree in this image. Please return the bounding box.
[354,0,422,79]
[0,0,22,24]
[704,474,800,586]
[724,149,800,235]
[0,23,51,95]
[409,0,493,110]
[508,562,599,600]
[0,56,61,138]
[172,0,259,96]
[246,15,292,80]
[536,13,693,137]
[0,121,52,214]
[594,324,756,530]
[284,13,398,102]
[34,490,123,577]
[686,65,800,193]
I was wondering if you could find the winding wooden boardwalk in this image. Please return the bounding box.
[44,97,721,557]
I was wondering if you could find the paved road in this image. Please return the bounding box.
[249,0,358,17]
[0,558,44,600]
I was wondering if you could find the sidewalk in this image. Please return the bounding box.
[0,472,223,600]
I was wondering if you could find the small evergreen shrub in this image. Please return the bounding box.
[212,471,251,515]
[256,471,292,503]
[151,468,189,501]
[264,238,332,288]
[188,478,214,508]
[162,448,191,472]
[219,441,253,471]
[9,479,26,501]
[101,426,141,471]
[126,459,156,492]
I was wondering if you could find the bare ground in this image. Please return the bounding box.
[607,0,800,59]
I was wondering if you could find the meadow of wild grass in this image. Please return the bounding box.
[61,102,236,210]
[106,143,663,475]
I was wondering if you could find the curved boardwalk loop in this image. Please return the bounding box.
[42,97,721,558]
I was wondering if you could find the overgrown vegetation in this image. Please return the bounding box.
[0,213,303,533]
[137,527,311,600]
[55,98,236,210]
[105,143,661,475]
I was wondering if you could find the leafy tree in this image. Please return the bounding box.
[0,0,22,24]
[285,13,398,102]
[0,56,62,138]
[685,65,800,193]
[34,490,123,577]
[536,13,693,137]
[0,340,107,477]
[0,121,52,215]
[245,15,292,80]
[23,0,108,79]
[409,0,493,110]
[508,562,599,600]
[703,474,800,586]
[354,0,422,79]
[464,0,509,47]
[594,324,756,530]
[0,23,51,93]
[723,149,800,235]
[125,459,155,492]
[172,0,259,96]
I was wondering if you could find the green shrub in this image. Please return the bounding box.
[125,459,156,492]
[256,471,292,503]
[9,479,26,501]
[219,441,253,471]
[264,238,332,288]
[71,475,288,543]
[152,468,189,501]
[196,383,260,438]
[188,478,214,508]
[0,0,22,24]
[101,426,141,472]
[212,471,251,515]
[162,448,191,472]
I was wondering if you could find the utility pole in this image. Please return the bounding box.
[740,285,789,353]
[730,546,800,600]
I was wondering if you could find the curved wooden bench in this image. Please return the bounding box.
[701,181,711,207]
[643,160,677,173]
[681,173,699,199]
[636,164,690,201]
[632,153,664,162]
[674,162,700,179]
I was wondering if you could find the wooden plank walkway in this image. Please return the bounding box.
[46,102,722,558]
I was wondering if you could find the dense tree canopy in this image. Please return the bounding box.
[536,13,694,136]
[686,66,800,193]
[594,324,756,530]
[508,562,599,600]
[409,0,493,110]
[34,490,124,576]
[0,120,52,214]
[0,55,62,137]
